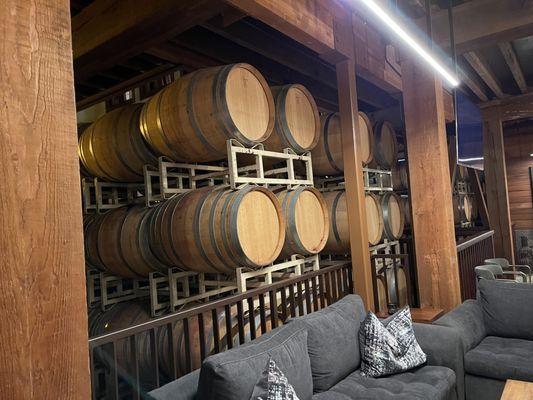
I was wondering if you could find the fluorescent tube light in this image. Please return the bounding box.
[530,153,533,157]
[357,0,460,87]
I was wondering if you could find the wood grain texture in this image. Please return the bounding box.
[336,59,375,311]
[0,0,90,398]
[401,59,461,311]
[498,42,528,94]
[501,379,533,400]
[504,127,533,231]
[483,115,515,263]
[464,52,505,99]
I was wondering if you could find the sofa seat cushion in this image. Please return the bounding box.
[465,336,533,382]
[312,366,456,400]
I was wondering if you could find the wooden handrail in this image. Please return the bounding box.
[456,230,494,252]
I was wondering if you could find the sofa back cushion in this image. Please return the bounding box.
[479,279,533,340]
[196,322,312,400]
[291,295,366,393]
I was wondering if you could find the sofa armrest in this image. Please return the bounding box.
[434,300,486,352]
[148,370,199,400]
[413,323,465,400]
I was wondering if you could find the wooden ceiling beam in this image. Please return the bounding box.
[498,42,528,93]
[422,0,533,53]
[463,52,505,99]
[72,0,223,81]
[482,90,533,122]
[459,70,489,102]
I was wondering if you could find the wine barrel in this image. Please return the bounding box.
[97,206,168,278]
[322,191,350,254]
[401,197,411,228]
[149,185,285,272]
[78,104,157,182]
[140,64,275,162]
[84,214,105,271]
[392,162,408,190]
[376,275,388,313]
[366,193,385,246]
[373,121,398,169]
[311,111,373,176]
[453,194,472,224]
[276,187,329,258]
[380,193,405,240]
[263,84,320,153]
[470,195,479,221]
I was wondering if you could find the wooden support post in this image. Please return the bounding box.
[482,113,515,263]
[0,1,90,398]
[401,59,461,311]
[336,59,374,311]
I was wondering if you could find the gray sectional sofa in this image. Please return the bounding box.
[150,295,464,400]
[434,279,533,400]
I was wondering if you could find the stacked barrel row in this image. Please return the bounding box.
[85,185,330,278]
[80,63,334,278]
[79,64,322,182]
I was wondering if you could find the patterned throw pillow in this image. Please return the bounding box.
[359,307,426,378]
[251,358,301,400]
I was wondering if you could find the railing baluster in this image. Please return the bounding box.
[212,308,220,354]
[311,275,319,312]
[112,341,119,400]
[130,334,140,400]
[324,272,332,305]
[247,297,256,340]
[183,317,192,373]
[198,314,206,362]
[304,278,312,315]
[319,273,327,308]
[280,287,288,322]
[288,284,297,318]
[150,328,160,389]
[296,281,304,317]
[269,289,278,329]
[258,294,267,334]
[224,305,233,350]
[237,300,245,345]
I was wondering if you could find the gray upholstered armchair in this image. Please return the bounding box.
[475,264,529,283]
[484,258,531,283]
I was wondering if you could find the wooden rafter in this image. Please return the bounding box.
[498,42,528,93]
[423,0,533,53]
[459,70,489,102]
[463,52,505,99]
[72,0,223,81]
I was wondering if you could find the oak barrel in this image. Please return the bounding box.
[373,121,398,169]
[366,193,385,245]
[276,187,329,258]
[83,214,105,271]
[380,193,405,240]
[263,84,320,153]
[311,111,373,176]
[322,191,350,254]
[401,197,411,227]
[96,206,168,278]
[78,104,157,182]
[140,64,275,162]
[149,185,285,272]
[322,190,384,253]
[453,194,472,224]
[392,162,409,190]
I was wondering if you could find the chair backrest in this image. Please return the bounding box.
[475,264,503,281]
[485,258,511,269]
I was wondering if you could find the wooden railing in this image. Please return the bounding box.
[88,262,353,399]
[456,230,495,300]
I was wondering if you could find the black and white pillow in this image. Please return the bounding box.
[251,358,300,400]
[359,307,426,378]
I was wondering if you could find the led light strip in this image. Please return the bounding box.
[358,0,460,87]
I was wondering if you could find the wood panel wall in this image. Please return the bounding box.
[504,126,533,231]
